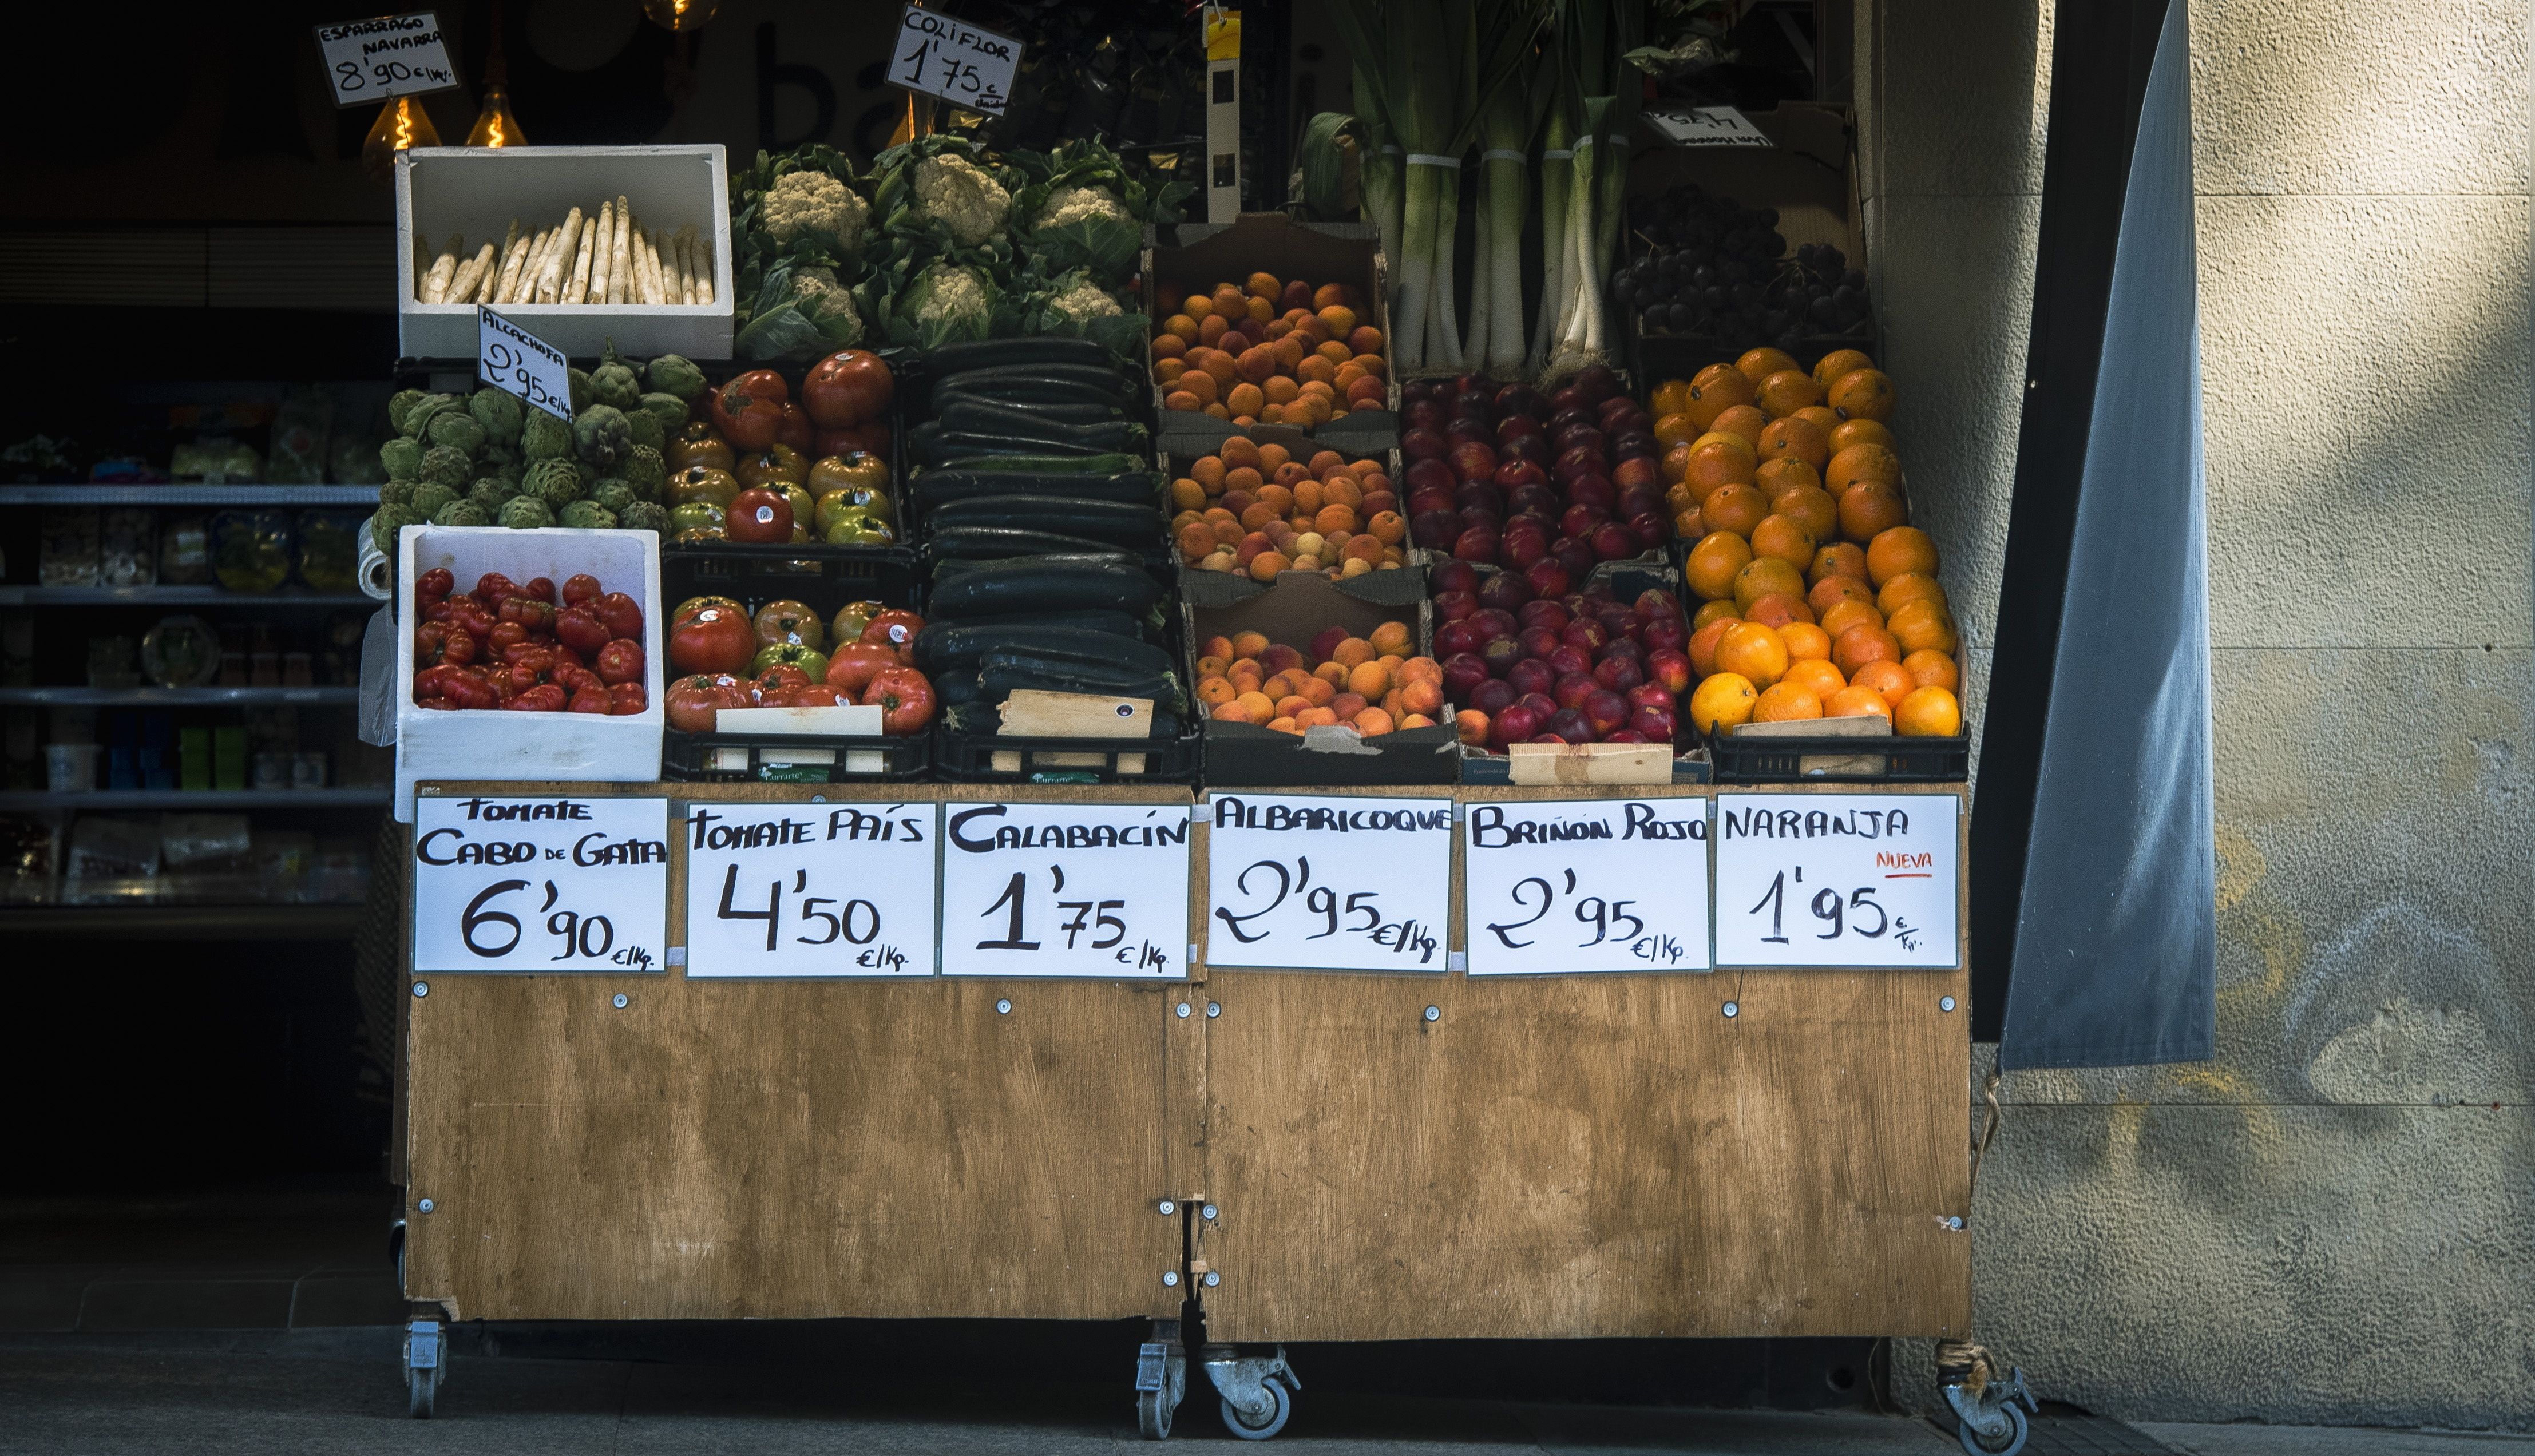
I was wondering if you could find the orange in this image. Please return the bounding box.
[1672,508,1706,541]
[1756,368,1824,418]
[1660,441,1697,485]
[1827,368,1895,422]
[1824,685,1894,722]
[1865,526,1939,586]
[1708,404,1769,449]
[1828,418,1897,457]
[1749,514,1817,569]
[1792,405,1842,439]
[1877,572,1948,617]
[1688,620,1733,678]
[1888,599,1959,654]
[1752,681,1824,722]
[1894,685,1962,737]
[1702,482,1768,537]
[1685,531,1754,601]
[1851,660,1915,709]
[1783,658,1848,699]
[1902,649,1960,693]
[1837,482,1910,542]
[1812,349,1875,392]
[1819,598,1884,640]
[1732,557,1807,612]
[1714,622,1790,687]
[1757,415,1830,471]
[1650,378,1690,418]
[1683,364,1757,429]
[1779,621,1832,662]
[1773,486,1840,542]
[1742,593,1816,630]
[1824,443,1903,495]
[1832,622,1903,675]
[1691,598,1741,631]
[1810,542,1869,586]
[1686,434,1758,494]
[1756,457,1824,501]
[1689,672,1759,733]
[1653,412,1702,450]
[1737,347,1802,384]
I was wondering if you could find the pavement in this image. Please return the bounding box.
[3,1328,2531,1455]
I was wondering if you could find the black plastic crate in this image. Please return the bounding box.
[661,727,931,783]
[662,542,923,616]
[1705,724,1967,783]
[934,725,1202,784]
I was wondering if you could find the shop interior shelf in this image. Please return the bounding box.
[0,486,383,506]
[0,586,379,606]
[0,904,366,938]
[0,686,360,705]
[0,788,389,810]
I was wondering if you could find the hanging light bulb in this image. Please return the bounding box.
[639,0,720,31]
[362,95,441,183]
[466,84,524,146]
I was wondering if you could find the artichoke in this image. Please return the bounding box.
[493,458,524,487]
[589,350,641,411]
[370,504,423,553]
[558,500,619,531]
[498,496,556,530]
[386,389,431,437]
[568,367,591,414]
[466,478,512,511]
[592,479,638,515]
[619,501,668,533]
[401,393,458,439]
[636,392,688,434]
[377,479,418,510]
[620,444,666,493]
[411,481,459,519]
[418,445,470,490]
[624,407,663,453]
[468,388,525,447]
[481,439,520,469]
[426,410,486,457]
[522,458,584,507]
[645,355,707,402]
[430,499,490,527]
[379,437,425,482]
[572,405,632,469]
[521,410,573,461]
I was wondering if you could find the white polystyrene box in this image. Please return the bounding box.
[395,145,733,360]
[394,526,665,820]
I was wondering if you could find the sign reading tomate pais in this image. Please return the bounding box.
[1711,792,1959,969]
[938,802,1191,979]
[683,802,939,978]
[410,795,670,973]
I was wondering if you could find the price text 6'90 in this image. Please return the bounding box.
[458,878,653,970]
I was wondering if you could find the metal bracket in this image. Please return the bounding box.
[1942,1364,2036,1455]
[403,1318,446,1419]
[1134,1319,1187,1439]
[1204,1343,1300,1430]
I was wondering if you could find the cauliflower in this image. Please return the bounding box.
[792,266,864,340]
[1037,184,1132,232]
[906,262,992,338]
[762,169,869,250]
[913,153,1011,246]
[1047,277,1123,322]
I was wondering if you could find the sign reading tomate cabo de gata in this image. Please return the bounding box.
[410,795,670,973]
[938,802,1191,979]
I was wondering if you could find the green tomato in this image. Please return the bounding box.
[750,641,831,681]
[821,512,893,547]
[668,502,726,539]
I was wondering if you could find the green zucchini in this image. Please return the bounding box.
[930,390,1123,427]
[919,431,1114,463]
[935,670,985,708]
[937,399,1143,444]
[922,338,1116,374]
[930,494,1164,544]
[977,654,1186,712]
[931,452,1146,475]
[925,559,1167,624]
[927,609,1152,640]
[913,621,1179,677]
[912,470,1162,510]
[927,526,1136,560]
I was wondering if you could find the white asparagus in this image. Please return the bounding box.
[421,235,461,303]
[446,242,496,305]
[688,226,714,304]
[520,227,559,303]
[567,211,599,303]
[585,200,615,304]
[475,243,501,303]
[641,227,667,304]
[493,224,533,303]
[608,196,633,306]
[629,224,653,304]
[537,208,582,302]
[670,228,694,306]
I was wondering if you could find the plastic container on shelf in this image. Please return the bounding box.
[391,525,664,819]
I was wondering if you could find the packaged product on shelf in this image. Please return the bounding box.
[157,515,211,585]
[268,387,335,485]
[100,508,156,588]
[0,815,54,902]
[169,439,262,483]
[62,816,161,903]
[139,616,220,688]
[296,510,365,592]
[210,510,293,593]
[39,508,100,586]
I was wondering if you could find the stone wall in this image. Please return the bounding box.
[1861,0,2535,1429]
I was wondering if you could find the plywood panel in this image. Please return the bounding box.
[405,782,1192,1324]
[1194,784,1972,1342]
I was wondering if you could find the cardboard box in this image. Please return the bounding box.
[1185,570,1456,787]
[1158,424,1412,606]
[397,145,734,360]
[394,526,666,819]
[1143,215,1399,453]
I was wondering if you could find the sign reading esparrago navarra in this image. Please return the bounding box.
[410,796,670,973]
[314,11,460,106]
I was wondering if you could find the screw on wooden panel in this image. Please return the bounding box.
[1162,1271,1180,1287]
[1202,1204,1218,1221]
[1940,995,1956,1013]
[417,1198,435,1213]
[1176,1002,1191,1018]
[996,999,1012,1014]
[1205,1271,1221,1287]
[1158,1200,1177,1216]
[811,795,826,803]
[1206,1002,1220,1018]
[1947,1216,1965,1231]
[612,993,629,1009]
[412,982,429,998]
[1722,1001,1740,1018]
[1423,1005,1440,1022]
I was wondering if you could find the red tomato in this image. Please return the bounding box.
[775,402,814,455]
[561,573,602,606]
[607,683,649,716]
[788,684,843,707]
[568,688,612,714]
[756,664,813,692]
[801,350,894,429]
[861,668,937,736]
[858,609,925,661]
[596,638,645,687]
[474,572,518,605]
[488,620,529,654]
[505,684,568,712]
[726,487,794,544]
[666,675,731,733]
[414,622,475,667]
[813,422,890,461]
[592,592,644,642]
[668,605,755,675]
[708,370,788,450]
[442,672,499,711]
[756,683,798,708]
[554,607,612,656]
[554,664,605,697]
[823,644,900,697]
[522,577,557,604]
[417,568,454,601]
[412,664,461,701]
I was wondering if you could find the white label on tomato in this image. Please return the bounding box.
[751,505,776,525]
[1203,794,1452,971]
[1712,793,1959,968]
[683,802,938,978]
[411,795,670,973]
[1462,798,1712,975]
[939,802,1190,978]
[888,5,1023,116]
[315,11,460,106]
[476,308,571,420]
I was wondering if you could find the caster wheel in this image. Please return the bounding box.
[407,1365,439,1419]
[1137,1388,1173,1439]
[1221,1380,1290,1441]
[1956,1402,2026,1456]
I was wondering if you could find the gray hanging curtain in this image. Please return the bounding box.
[1972,0,2215,1068]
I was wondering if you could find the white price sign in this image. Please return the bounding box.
[411,795,670,973]
[1203,794,1453,973]
[1462,798,1712,975]
[315,12,460,106]
[1713,793,1959,968]
[477,308,572,421]
[683,802,938,978]
[889,6,1023,116]
[1644,105,1774,148]
[940,802,1190,978]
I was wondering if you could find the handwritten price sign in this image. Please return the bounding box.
[1203,794,1453,972]
[477,309,572,421]
[1712,792,1959,969]
[411,795,670,973]
[888,6,1023,116]
[315,11,460,106]
[939,802,1190,979]
[683,803,938,978]
[1461,797,1712,975]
